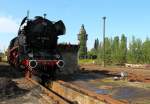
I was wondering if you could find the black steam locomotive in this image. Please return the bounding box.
[7,15,65,83]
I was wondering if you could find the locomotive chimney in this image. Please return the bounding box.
[44,13,47,19]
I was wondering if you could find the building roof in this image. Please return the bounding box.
[79,24,86,34]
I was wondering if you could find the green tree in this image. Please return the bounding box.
[104,37,112,65]
[94,38,99,51]
[119,34,127,65]
[127,36,143,64]
[142,38,150,63]
[97,42,103,64]
[111,36,120,64]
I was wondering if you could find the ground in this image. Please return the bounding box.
[1,62,150,104]
[80,64,150,83]
[0,62,56,104]
[60,64,150,104]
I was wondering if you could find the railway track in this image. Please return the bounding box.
[25,78,76,104]
[0,62,75,104]
[0,62,126,104]
[26,77,126,104]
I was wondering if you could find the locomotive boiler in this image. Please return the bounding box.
[7,15,66,83]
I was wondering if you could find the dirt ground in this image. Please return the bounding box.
[0,62,55,104]
[59,64,150,104]
[80,64,150,83]
[1,62,150,104]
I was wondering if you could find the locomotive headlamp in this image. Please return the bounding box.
[29,60,37,68]
[56,60,65,68]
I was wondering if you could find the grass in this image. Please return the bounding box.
[78,59,96,64]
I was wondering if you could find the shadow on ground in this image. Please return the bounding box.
[0,62,24,78]
[58,69,119,82]
[0,62,29,101]
[0,78,29,101]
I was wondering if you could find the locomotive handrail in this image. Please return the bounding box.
[9,46,19,52]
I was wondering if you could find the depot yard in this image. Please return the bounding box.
[61,64,150,104]
[0,62,150,104]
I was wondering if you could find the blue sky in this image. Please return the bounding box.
[0,0,150,51]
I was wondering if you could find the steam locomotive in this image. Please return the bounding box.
[7,15,66,83]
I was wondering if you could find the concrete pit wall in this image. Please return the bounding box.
[50,81,126,104]
[57,44,79,75]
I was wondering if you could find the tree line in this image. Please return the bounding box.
[89,34,150,65]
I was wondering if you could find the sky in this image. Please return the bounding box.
[0,0,150,51]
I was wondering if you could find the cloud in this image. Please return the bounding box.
[0,16,19,33]
[0,16,19,50]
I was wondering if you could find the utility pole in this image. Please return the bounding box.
[102,16,106,67]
